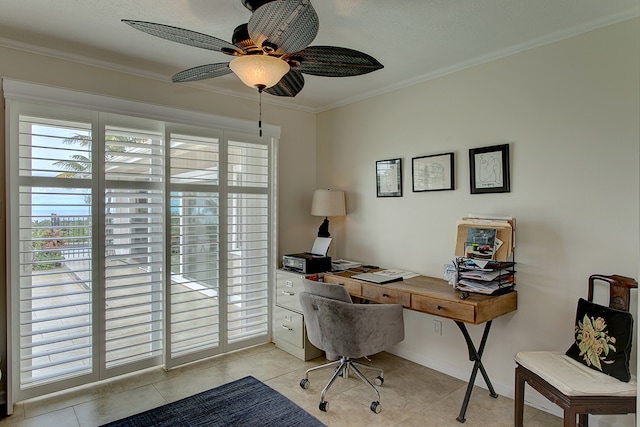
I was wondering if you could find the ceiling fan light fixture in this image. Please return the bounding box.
[229,55,290,90]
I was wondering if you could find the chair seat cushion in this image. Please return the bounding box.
[515,351,637,396]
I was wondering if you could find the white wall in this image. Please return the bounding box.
[317,18,639,425]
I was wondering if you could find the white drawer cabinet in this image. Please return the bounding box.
[276,270,304,311]
[273,269,323,361]
[274,307,304,348]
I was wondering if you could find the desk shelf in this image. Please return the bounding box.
[455,258,516,296]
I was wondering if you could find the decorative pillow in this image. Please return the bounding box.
[565,298,634,382]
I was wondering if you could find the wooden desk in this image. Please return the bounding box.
[324,271,517,324]
[324,270,517,423]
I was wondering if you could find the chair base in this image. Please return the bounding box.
[301,356,384,413]
[515,363,636,427]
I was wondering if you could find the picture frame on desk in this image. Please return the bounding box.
[412,152,455,192]
[376,158,402,197]
[469,144,510,194]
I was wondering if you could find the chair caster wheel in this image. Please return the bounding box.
[374,375,384,386]
[370,401,381,413]
[319,401,329,412]
[300,379,309,389]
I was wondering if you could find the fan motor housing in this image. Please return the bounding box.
[242,0,272,12]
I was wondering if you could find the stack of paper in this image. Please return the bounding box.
[457,274,514,289]
[459,269,511,281]
[456,280,501,294]
[458,258,515,271]
[454,257,515,295]
[332,259,362,271]
[374,269,419,279]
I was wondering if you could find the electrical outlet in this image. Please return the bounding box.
[433,319,442,336]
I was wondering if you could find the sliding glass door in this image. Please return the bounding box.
[7,101,274,402]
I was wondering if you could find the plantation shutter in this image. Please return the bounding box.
[15,110,95,391]
[103,116,165,373]
[167,126,222,366]
[226,137,270,346]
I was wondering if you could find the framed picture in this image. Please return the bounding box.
[469,144,510,194]
[376,158,402,197]
[412,152,454,192]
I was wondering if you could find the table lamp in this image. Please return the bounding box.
[311,189,346,238]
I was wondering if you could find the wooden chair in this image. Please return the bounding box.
[514,274,637,427]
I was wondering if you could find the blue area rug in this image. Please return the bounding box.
[101,375,326,427]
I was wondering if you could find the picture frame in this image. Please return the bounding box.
[412,152,454,192]
[469,144,510,194]
[376,158,402,197]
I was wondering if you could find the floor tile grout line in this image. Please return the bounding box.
[71,405,82,427]
[0,345,565,427]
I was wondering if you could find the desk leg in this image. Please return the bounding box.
[454,320,498,423]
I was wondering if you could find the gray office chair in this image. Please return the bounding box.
[298,279,404,413]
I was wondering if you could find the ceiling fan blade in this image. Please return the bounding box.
[123,20,243,56]
[172,63,232,83]
[248,0,318,55]
[264,70,305,97]
[288,46,384,77]
[241,0,274,12]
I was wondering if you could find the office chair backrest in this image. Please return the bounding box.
[302,278,352,303]
[299,292,404,359]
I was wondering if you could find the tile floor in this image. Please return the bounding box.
[0,343,562,427]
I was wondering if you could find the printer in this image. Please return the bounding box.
[282,253,332,274]
[282,237,332,274]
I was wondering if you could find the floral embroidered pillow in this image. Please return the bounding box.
[565,298,634,382]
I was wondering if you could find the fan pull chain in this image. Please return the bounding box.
[259,89,262,137]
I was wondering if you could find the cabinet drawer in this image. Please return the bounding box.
[274,306,304,348]
[276,270,305,311]
[323,275,362,297]
[362,283,410,307]
[411,295,474,323]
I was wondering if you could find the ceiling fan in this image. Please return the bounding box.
[122,0,384,98]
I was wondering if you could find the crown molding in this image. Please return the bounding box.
[315,10,640,113]
[1,9,637,115]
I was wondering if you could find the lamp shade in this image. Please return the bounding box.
[229,55,290,89]
[311,190,346,217]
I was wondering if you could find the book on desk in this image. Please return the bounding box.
[350,269,418,284]
[350,272,403,284]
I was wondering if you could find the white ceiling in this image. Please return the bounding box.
[0,0,637,113]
